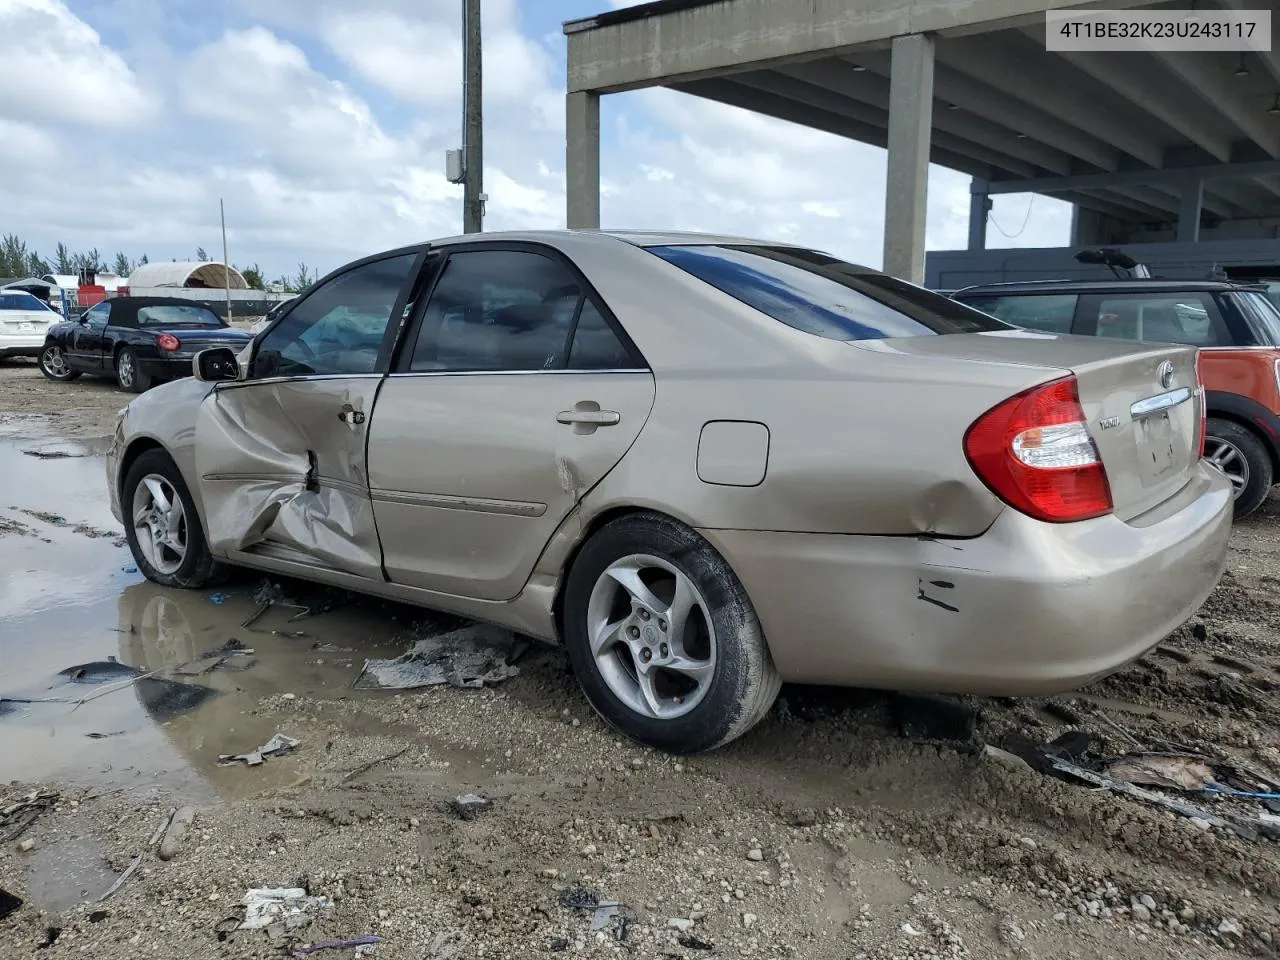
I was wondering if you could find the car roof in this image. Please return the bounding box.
[425,228,801,250]
[952,279,1259,296]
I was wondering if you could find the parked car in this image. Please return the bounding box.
[105,231,1231,753]
[0,289,61,360]
[950,278,1280,517]
[38,296,253,392]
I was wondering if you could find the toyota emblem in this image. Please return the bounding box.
[1158,360,1174,389]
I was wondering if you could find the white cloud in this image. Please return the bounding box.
[0,0,156,126]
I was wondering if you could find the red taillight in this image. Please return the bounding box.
[963,375,1113,523]
[1195,350,1207,460]
[156,333,181,352]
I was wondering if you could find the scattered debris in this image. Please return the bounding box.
[121,565,138,574]
[97,854,142,902]
[58,659,141,683]
[85,731,125,739]
[353,625,521,691]
[590,903,620,931]
[88,910,108,923]
[341,746,410,783]
[451,793,493,821]
[1104,754,1215,791]
[678,933,714,951]
[240,887,332,931]
[893,693,978,742]
[559,886,600,910]
[982,744,1034,775]
[291,935,384,957]
[22,448,80,459]
[36,927,60,949]
[0,789,58,844]
[148,809,175,848]
[549,939,569,952]
[0,888,21,921]
[209,592,230,604]
[18,837,35,852]
[218,733,301,767]
[158,806,196,861]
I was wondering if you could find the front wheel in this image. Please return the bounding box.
[1205,418,1273,518]
[562,512,781,754]
[39,344,80,382]
[116,347,151,393]
[122,449,227,588]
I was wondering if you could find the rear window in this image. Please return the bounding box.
[136,304,224,327]
[647,244,1008,341]
[0,292,51,312]
[958,294,1078,335]
[1081,292,1229,346]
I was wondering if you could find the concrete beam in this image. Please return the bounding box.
[1145,182,1238,219]
[777,60,1073,175]
[1152,50,1280,159]
[854,53,1120,171]
[565,0,1130,94]
[1204,179,1280,215]
[566,91,600,229]
[1218,0,1280,86]
[986,160,1280,194]
[1087,189,1180,224]
[935,35,1166,168]
[673,78,991,178]
[1046,46,1236,162]
[1176,179,1203,242]
[1057,190,1152,224]
[729,70,1039,177]
[968,179,990,251]
[884,33,934,284]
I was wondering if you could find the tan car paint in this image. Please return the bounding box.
[107,230,1231,699]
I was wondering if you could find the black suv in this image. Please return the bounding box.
[951,278,1280,517]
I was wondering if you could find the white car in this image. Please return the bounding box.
[0,290,60,359]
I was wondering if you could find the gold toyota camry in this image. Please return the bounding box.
[106,230,1232,753]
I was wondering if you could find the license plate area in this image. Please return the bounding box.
[1136,410,1178,487]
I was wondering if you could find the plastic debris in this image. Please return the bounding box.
[218,733,300,767]
[209,593,230,604]
[353,625,521,691]
[291,935,383,957]
[590,904,620,931]
[0,888,21,921]
[558,887,599,910]
[240,887,332,931]
[451,793,492,821]
[98,854,142,902]
[1104,754,1215,791]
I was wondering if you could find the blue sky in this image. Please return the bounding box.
[1,0,1068,282]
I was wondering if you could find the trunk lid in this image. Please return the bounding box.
[157,328,253,354]
[859,329,1202,521]
[0,311,53,334]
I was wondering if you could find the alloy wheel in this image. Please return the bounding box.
[131,474,188,575]
[42,346,69,378]
[1205,436,1249,498]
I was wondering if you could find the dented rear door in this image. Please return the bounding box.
[193,250,424,579]
[367,246,655,601]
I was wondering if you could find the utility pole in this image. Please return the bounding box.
[220,198,232,325]
[462,0,484,233]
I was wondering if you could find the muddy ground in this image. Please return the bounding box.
[0,357,1277,960]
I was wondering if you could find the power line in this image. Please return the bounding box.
[988,195,1035,239]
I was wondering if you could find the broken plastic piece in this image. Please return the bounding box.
[240,887,331,931]
[590,903,620,931]
[291,935,383,957]
[354,625,521,690]
[218,733,300,767]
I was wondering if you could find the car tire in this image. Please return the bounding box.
[38,344,80,382]
[122,449,228,588]
[116,347,150,393]
[562,511,781,754]
[1206,418,1273,518]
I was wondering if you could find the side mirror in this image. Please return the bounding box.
[193,347,241,383]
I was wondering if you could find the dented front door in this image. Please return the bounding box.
[192,250,423,579]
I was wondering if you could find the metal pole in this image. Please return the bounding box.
[462,0,483,233]
[220,198,232,324]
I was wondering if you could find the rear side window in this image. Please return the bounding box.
[959,294,1078,334]
[1081,292,1229,346]
[647,244,1008,341]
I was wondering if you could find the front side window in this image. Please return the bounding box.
[254,253,417,378]
[648,244,1009,341]
[83,302,111,327]
[409,250,584,372]
[959,294,1078,335]
[1085,293,1228,346]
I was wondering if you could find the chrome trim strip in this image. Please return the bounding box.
[387,369,649,379]
[370,488,547,517]
[1130,386,1192,418]
[216,373,385,390]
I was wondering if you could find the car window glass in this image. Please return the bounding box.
[1237,291,1280,346]
[568,300,638,370]
[254,253,417,378]
[137,305,224,327]
[0,292,49,311]
[84,302,110,327]
[409,250,580,372]
[960,294,1078,334]
[1090,293,1226,346]
[648,244,1008,341]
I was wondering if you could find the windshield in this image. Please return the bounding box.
[136,304,224,327]
[647,244,1009,341]
[0,291,52,312]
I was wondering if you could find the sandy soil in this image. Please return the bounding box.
[1,365,1277,960]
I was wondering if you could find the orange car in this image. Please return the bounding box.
[953,279,1280,516]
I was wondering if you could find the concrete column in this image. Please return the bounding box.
[566,91,601,229]
[967,178,989,251]
[1176,177,1203,242]
[883,33,935,282]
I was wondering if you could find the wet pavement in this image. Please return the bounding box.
[0,438,416,806]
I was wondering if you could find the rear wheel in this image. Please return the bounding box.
[1205,418,1273,518]
[122,449,227,588]
[116,347,150,393]
[39,344,80,382]
[562,512,781,754]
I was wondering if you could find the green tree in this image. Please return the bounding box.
[239,263,265,290]
[26,250,49,276]
[285,262,316,293]
[54,242,73,274]
[0,234,30,277]
[138,254,149,266]
[112,252,133,276]
[196,246,209,262]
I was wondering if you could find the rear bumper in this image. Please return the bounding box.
[0,335,46,356]
[700,461,1233,696]
[138,356,196,381]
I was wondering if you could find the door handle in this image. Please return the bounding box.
[338,403,366,425]
[557,409,620,426]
